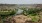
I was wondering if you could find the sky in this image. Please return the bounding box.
[0,0,42,4]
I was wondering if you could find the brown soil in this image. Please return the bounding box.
[3,13,42,23]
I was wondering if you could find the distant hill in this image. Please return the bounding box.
[0,4,42,10]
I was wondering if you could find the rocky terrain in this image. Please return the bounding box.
[0,4,42,23]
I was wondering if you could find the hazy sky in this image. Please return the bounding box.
[0,0,42,4]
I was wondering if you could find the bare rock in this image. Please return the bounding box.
[13,15,32,23]
[3,16,16,23]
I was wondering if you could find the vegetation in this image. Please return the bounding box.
[27,15,39,22]
[20,8,42,22]
[0,9,18,21]
[0,9,17,15]
[0,7,42,22]
[20,8,42,16]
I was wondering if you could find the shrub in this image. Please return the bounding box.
[31,16,39,22]
[0,9,17,15]
[21,8,41,16]
[0,9,18,19]
[27,15,39,22]
[19,8,41,22]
